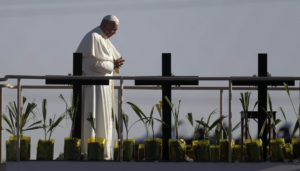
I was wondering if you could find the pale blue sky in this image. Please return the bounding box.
[0,0,300,160]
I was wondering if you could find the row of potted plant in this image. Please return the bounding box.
[3,82,300,162]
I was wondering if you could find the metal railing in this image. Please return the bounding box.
[0,75,300,162]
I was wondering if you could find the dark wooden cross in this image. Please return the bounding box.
[135,53,199,160]
[45,53,109,138]
[232,53,294,160]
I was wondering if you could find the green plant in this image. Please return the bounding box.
[127,101,164,161]
[122,113,130,139]
[128,102,164,139]
[195,109,226,140]
[40,99,65,140]
[2,97,42,136]
[239,92,257,140]
[126,102,148,137]
[282,82,300,138]
[259,94,287,139]
[59,94,79,137]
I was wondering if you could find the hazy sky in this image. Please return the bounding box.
[1,0,300,160]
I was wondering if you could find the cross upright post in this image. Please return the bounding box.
[73,53,83,138]
[162,53,172,160]
[135,53,198,160]
[258,53,268,160]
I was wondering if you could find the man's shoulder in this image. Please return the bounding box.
[86,27,104,39]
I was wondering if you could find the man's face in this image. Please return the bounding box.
[103,21,119,38]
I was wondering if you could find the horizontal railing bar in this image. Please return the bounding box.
[1,84,300,91]
[1,75,300,81]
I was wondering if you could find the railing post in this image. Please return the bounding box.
[228,80,232,162]
[118,78,124,161]
[0,86,2,163]
[17,79,22,162]
[220,89,223,139]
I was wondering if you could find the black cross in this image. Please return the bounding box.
[135,53,199,160]
[232,53,294,161]
[45,53,109,138]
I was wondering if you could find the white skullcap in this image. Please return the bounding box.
[103,15,119,24]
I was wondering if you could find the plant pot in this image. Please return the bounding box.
[144,138,162,161]
[138,144,145,161]
[113,143,120,161]
[168,139,186,161]
[64,137,81,160]
[210,145,220,161]
[245,139,263,162]
[37,139,54,160]
[185,144,195,161]
[292,138,300,160]
[6,136,31,161]
[123,139,135,161]
[284,143,293,161]
[193,140,210,161]
[270,138,285,162]
[87,137,107,161]
[219,139,235,162]
[232,145,242,162]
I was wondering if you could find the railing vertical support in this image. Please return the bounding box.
[0,86,2,163]
[17,79,22,162]
[118,78,124,161]
[220,89,223,139]
[228,81,232,162]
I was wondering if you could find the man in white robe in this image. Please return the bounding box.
[76,15,125,159]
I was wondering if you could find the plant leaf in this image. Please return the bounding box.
[86,113,95,132]
[291,118,300,138]
[259,119,268,137]
[279,107,287,122]
[232,121,241,132]
[186,113,193,127]
[207,109,216,125]
[209,116,226,131]
[2,115,15,135]
[48,115,65,133]
[155,103,162,118]
[127,102,147,123]
[196,120,209,128]
[42,99,47,124]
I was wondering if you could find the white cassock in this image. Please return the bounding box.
[76,26,121,159]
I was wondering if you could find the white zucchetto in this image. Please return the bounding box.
[103,15,119,24]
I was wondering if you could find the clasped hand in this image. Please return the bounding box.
[114,57,125,69]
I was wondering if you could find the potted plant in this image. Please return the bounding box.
[137,144,144,161]
[185,113,196,160]
[37,99,65,160]
[188,110,226,161]
[86,113,107,160]
[165,97,186,161]
[59,94,81,160]
[127,101,164,161]
[121,113,135,161]
[240,92,263,162]
[214,121,241,162]
[201,115,230,162]
[283,82,300,160]
[2,97,42,161]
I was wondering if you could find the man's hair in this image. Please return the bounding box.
[100,15,119,26]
